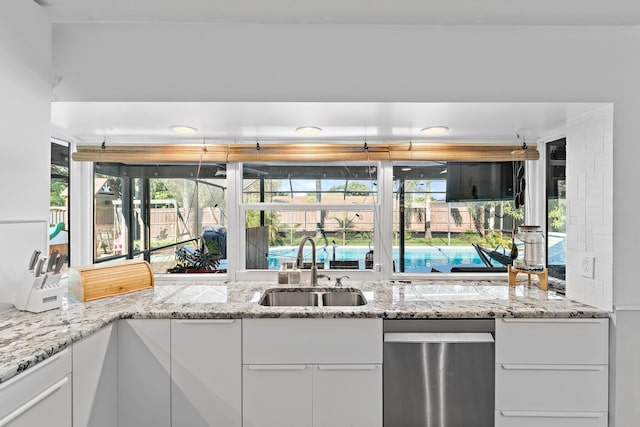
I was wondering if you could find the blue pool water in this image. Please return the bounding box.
[268,245,496,272]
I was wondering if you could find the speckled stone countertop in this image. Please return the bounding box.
[0,279,607,384]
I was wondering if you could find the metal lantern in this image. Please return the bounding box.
[515,225,545,271]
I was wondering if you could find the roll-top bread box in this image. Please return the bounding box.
[68,260,154,302]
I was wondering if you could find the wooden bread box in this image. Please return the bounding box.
[68,260,154,302]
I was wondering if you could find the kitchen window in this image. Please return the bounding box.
[88,160,536,277]
[241,163,378,271]
[392,162,523,273]
[93,163,228,274]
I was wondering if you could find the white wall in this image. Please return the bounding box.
[51,23,638,425]
[1,0,51,221]
[566,105,614,310]
[0,1,51,304]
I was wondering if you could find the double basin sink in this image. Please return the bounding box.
[259,287,367,307]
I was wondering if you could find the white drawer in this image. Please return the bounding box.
[496,364,608,411]
[243,318,382,364]
[495,410,607,427]
[0,349,72,421]
[496,318,608,364]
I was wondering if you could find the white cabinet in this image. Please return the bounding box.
[312,364,382,427]
[171,319,242,427]
[243,318,382,364]
[243,319,383,427]
[495,318,609,427]
[0,349,71,427]
[495,364,608,411]
[243,365,313,427]
[72,322,118,427]
[118,319,171,427]
[243,364,382,427]
[495,317,609,364]
[495,410,608,427]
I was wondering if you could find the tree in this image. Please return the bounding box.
[246,210,283,246]
[548,199,566,232]
[468,201,518,237]
[329,181,371,197]
[50,165,68,207]
[332,215,356,245]
[150,180,172,200]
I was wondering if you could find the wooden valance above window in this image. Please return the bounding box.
[72,142,539,163]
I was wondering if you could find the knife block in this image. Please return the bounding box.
[14,270,64,313]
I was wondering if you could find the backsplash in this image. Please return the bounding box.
[565,104,613,310]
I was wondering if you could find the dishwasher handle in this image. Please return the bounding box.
[384,332,494,344]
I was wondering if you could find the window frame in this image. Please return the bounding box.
[79,159,545,281]
[235,162,384,281]
[92,163,229,278]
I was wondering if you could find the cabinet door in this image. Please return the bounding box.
[0,374,71,427]
[73,323,118,427]
[243,365,312,427]
[118,319,170,427]
[496,318,608,365]
[171,319,242,427]
[313,364,382,427]
[0,349,71,427]
[495,410,607,427]
[496,364,608,411]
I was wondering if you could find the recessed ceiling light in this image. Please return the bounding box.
[170,125,197,135]
[401,167,412,171]
[296,126,322,135]
[420,126,449,136]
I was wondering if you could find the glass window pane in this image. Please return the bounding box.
[393,163,523,273]
[148,177,227,274]
[547,138,566,279]
[94,174,128,260]
[50,142,69,272]
[132,177,144,254]
[245,209,374,270]
[93,163,228,274]
[242,164,377,204]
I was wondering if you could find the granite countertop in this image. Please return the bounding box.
[0,279,607,384]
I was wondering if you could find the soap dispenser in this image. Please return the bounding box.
[277,265,289,284]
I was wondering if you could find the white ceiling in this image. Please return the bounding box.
[45,0,614,145]
[51,102,604,145]
[36,0,640,25]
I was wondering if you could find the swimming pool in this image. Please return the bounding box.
[268,245,496,272]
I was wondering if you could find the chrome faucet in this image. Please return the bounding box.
[296,236,319,286]
[335,275,350,286]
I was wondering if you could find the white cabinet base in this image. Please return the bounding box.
[0,349,72,427]
[496,364,608,411]
[171,319,242,427]
[118,319,170,427]
[313,364,382,427]
[243,365,312,427]
[73,322,118,427]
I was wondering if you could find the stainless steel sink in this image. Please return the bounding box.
[321,291,367,306]
[258,288,367,307]
[258,290,319,306]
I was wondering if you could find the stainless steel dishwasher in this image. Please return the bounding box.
[383,319,495,427]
